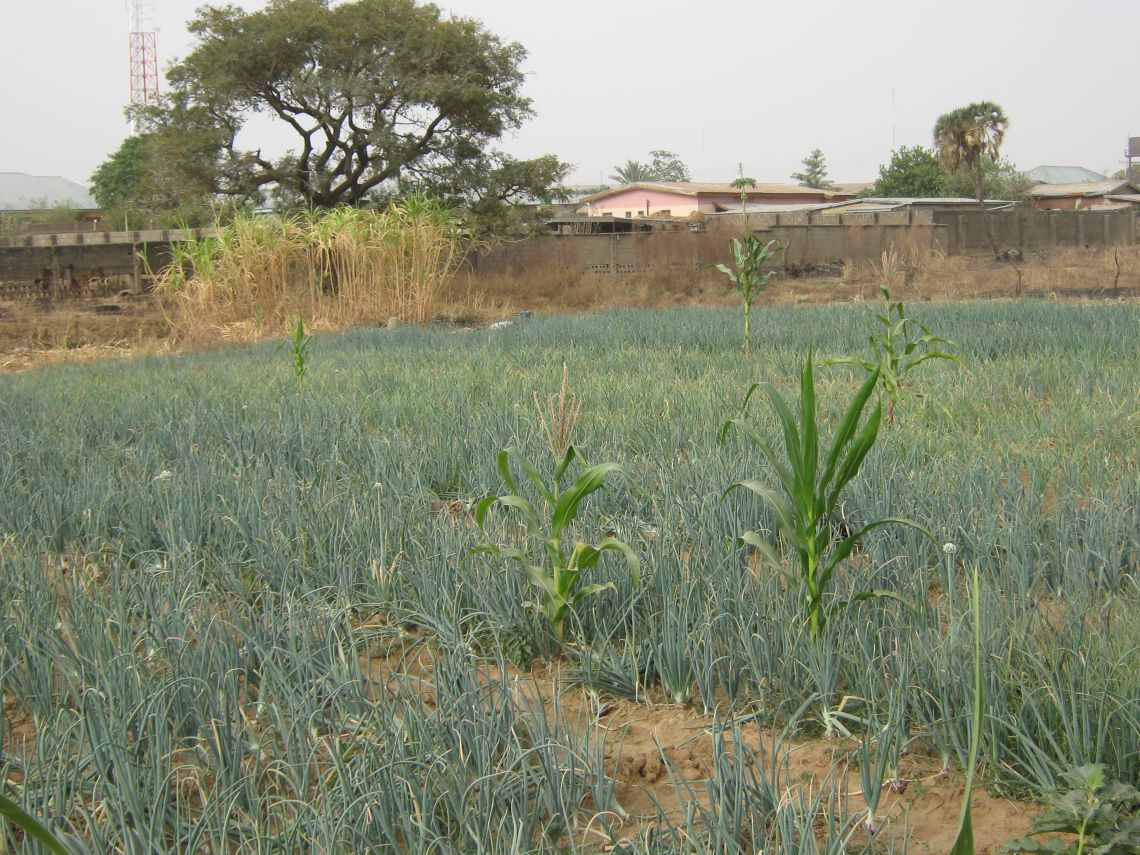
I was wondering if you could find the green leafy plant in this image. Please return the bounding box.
[0,791,72,854]
[721,350,927,642]
[473,446,639,646]
[714,235,784,354]
[825,283,959,422]
[289,316,312,382]
[1002,765,1140,855]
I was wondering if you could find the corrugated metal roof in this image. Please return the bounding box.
[0,172,97,210]
[1029,181,1136,198]
[1025,165,1108,184]
[582,182,854,202]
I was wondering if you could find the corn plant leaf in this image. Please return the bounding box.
[826,399,882,513]
[821,516,932,580]
[728,480,799,545]
[496,448,520,494]
[523,563,563,600]
[474,495,498,529]
[502,447,556,507]
[590,536,641,587]
[762,383,804,498]
[552,445,578,485]
[800,351,819,502]
[820,367,880,496]
[495,494,541,533]
[568,581,616,606]
[740,530,782,572]
[551,462,622,538]
[720,418,794,492]
[0,792,72,855]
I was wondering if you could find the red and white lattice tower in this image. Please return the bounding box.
[128,0,159,129]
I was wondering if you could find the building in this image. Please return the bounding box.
[579,182,855,219]
[1025,165,1108,184]
[1028,180,1140,211]
[0,172,102,233]
[0,172,97,211]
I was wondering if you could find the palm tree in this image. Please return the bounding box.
[608,160,655,185]
[934,101,1009,254]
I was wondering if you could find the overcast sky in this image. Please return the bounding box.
[3,0,1137,189]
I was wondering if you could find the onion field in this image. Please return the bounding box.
[1,302,1138,853]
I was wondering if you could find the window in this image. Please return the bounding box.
[624,211,632,218]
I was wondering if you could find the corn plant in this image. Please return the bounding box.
[722,349,928,642]
[289,316,312,382]
[473,446,639,646]
[533,362,582,461]
[714,235,784,354]
[824,285,959,422]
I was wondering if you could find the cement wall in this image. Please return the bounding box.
[932,208,1137,253]
[473,217,944,277]
[0,229,212,298]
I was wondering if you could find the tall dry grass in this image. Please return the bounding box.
[155,198,476,342]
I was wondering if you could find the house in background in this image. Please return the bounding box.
[1028,179,1140,211]
[580,182,855,219]
[0,172,102,232]
[1025,165,1107,184]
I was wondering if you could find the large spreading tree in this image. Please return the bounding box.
[131,0,568,213]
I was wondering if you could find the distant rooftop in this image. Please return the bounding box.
[581,181,855,202]
[0,172,97,211]
[1029,180,1137,198]
[1025,165,1108,184]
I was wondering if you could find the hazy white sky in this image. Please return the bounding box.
[3,0,1137,189]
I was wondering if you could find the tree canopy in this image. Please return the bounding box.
[791,148,837,190]
[871,146,949,197]
[129,0,567,214]
[933,101,1009,203]
[608,150,690,184]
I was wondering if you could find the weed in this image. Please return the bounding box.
[1003,765,1140,855]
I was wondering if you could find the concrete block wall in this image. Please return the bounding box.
[932,208,1136,253]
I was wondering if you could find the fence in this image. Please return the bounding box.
[472,216,944,277]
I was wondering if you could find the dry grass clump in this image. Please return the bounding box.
[155,199,476,342]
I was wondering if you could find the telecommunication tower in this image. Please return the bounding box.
[128,0,160,129]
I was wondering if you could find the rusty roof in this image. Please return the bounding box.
[1029,180,1138,198]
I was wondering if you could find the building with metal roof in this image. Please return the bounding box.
[0,172,97,211]
[1025,165,1108,185]
[1028,180,1140,210]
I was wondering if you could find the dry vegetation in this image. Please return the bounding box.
[1,244,1138,373]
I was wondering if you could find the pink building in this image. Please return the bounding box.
[580,182,855,218]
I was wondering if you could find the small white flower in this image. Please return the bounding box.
[942,542,957,555]
[153,469,173,482]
